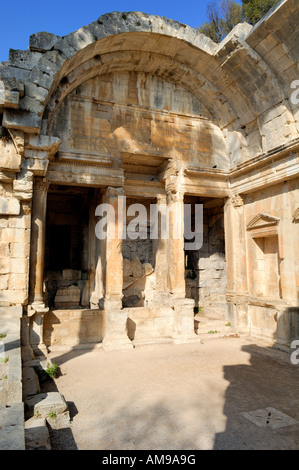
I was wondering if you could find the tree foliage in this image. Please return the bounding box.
[242,0,280,25]
[199,0,242,43]
[198,0,280,43]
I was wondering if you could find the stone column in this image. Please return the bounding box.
[102,187,124,310]
[29,177,49,307]
[166,187,197,343]
[28,177,49,355]
[152,194,169,299]
[224,194,249,331]
[101,187,133,351]
[89,189,104,309]
[166,188,186,298]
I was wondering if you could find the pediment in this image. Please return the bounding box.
[247,213,280,230]
[293,208,299,221]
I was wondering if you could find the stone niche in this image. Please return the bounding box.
[185,196,227,317]
[44,186,91,309]
[122,197,156,308]
[247,213,282,299]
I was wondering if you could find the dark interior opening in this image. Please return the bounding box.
[44,185,92,308]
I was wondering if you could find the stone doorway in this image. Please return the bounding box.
[122,197,156,309]
[184,196,227,319]
[44,185,92,309]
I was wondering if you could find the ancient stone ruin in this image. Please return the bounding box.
[0,1,298,362]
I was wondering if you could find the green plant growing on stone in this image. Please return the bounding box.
[0,357,9,364]
[208,330,219,334]
[0,375,7,380]
[194,306,203,314]
[0,334,6,340]
[48,411,56,419]
[45,362,58,379]
[226,322,231,326]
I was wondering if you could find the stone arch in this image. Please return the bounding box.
[1,5,298,163]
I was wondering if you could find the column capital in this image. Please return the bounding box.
[166,187,184,204]
[229,193,244,208]
[34,176,50,192]
[226,193,244,208]
[106,186,125,199]
[156,193,167,204]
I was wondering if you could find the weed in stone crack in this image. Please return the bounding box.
[45,362,58,379]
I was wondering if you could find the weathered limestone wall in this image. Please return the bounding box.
[0,132,31,307]
[0,1,298,352]
[1,4,297,164]
[197,203,227,316]
[185,198,227,316]
[122,198,159,308]
[43,304,195,348]
[43,309,105,347]
[50,72,230,171]
[227,179,299,346]
[245,180,298,303]
[122,197,154,265]
[44,188,90,308]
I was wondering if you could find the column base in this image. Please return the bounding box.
[171,298,200,343]
[102,309,134,351]
[28,303,49,357]
[103,298,123,310]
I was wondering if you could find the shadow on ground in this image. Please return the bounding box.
[45,338,299,450]
[213,343,299,449]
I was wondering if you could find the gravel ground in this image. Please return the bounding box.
[44,336,299,450]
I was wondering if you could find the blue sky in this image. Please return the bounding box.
[0,0,217,62]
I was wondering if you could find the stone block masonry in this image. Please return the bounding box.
[0,2,298,360]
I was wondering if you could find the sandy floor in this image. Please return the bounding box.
[45,336,299,450]
[0,363,7,379]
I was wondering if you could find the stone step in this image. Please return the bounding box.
[22,366,40,399]
[24,392,70,427]
[194,315,235,338]
[25,416,51,450]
